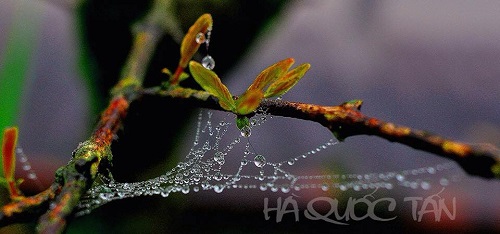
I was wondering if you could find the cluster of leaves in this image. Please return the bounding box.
[163,13,311,131]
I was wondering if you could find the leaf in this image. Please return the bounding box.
[2,126,23,198]
[264,63,311,98]
[189,61,236,111]
[164,68,190,83]
[235,89,264,115]
[178,72,190,83]
[247,58,295,92]
[340,99,363,110]
[2,127,17,181]
[161,68,172,76]
[236,116,250,130]
[179,13,213,69]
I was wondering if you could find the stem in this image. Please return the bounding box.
[0,1,172,232]
[36,21,163,234]
[152,89,500,179]
[261,99,500,179]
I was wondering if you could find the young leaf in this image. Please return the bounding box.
[340,99,363,110]
[2,127,17,182]
[162,68,190,83]
[235,89,264,115]
[179,13,213,69]
[264,63,311,98]
[236,116,250,130]
[246,58,295,92]
[189,61,236,111]
[171,13,213,84]
[2,126,22,198]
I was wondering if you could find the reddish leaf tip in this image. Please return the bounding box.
[2,127,18,180]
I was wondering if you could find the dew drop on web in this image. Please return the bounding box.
[254,154,266,168]
[214,151,225,165]
[213,184,224,193]
[240,125,251,137]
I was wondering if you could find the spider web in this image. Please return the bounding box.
[75,108,462,216]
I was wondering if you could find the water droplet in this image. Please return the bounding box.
[259,183,267,191]
[195,32,206,44]
[193,174,202,182]
[427,167,436,174]
[202,55,215,70]
[214,184,224,193]
[214,172,222,181]
[182,186,190,194]
[440,178,449,186]
[254,155,266,168]
[396,174,405,181]
[321,183,329,191]
[22,165,31,171]
[161,190,170,197]
[287,158,295,166]
[19,156,27,163]
[27,173,37,179]
[420,181,431,190]
[214,152,225,165]
[99,193,112,201]
[240,126,251,137]
[241,159,248,165]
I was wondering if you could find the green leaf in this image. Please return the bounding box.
[162,68,189,85]
[247,58,295,92]
[264,63,311,98]
[235,89,264,115]
[178,72,190,83]
[340,99,363,110]
[236,116,250,130]
[189,61,236,111]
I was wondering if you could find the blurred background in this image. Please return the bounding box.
[0,0,499,233]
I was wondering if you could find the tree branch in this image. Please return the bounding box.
[151,88,500,179]
[0,0,175,232]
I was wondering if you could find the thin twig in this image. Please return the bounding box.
[152,88,500,179]
[0,0,174,232]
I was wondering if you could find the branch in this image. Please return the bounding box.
[0,0,176,232]
[151,88,500,179]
